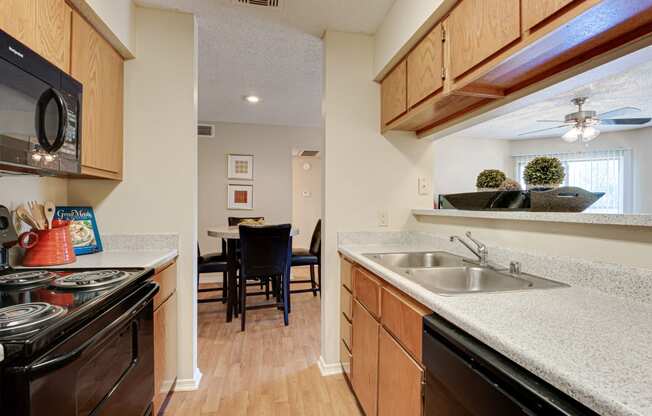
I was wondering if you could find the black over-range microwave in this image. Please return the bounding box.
[0,28,82,175]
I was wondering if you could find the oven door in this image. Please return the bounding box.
[9,283,158,416]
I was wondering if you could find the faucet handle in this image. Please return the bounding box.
[509,261,522,275]
[464,231,486,251]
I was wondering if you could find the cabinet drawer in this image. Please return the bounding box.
[341,286,352,321]
[340,339,352,381]
[353,266,382,318]
[340,256,353,291]
[341,313,352,351]
[153,261,177,310]
[381,286,430,363]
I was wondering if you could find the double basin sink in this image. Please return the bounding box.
[363,252,567,295]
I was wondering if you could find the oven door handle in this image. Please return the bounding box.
[28,283,159,375]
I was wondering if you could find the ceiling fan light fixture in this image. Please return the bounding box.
[581,126,600,142]
[562,127,581,143]
[561,125,601,143]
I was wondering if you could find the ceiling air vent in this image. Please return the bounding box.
[233,0,281,9]
[197,124,215,138]
[299,150,320,157]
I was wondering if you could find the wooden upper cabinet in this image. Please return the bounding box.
[71,11,124,180]
[448,0,521,80]
[378,328,424,416]
[523,0,575,31]
[352,299,379,416]
[0,0,70,72]
[35,0,71,72]
[381,60,407,126]
[407,23,444,108]
[0,0,36,48]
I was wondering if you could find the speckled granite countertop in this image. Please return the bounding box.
[339,240,652,416]
[13,233,179,270]
[16,249,178,270]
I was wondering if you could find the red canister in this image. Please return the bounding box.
[19,220,77,267]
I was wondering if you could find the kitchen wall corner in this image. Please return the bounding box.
[322,30,434,366]
[67,6,199,385]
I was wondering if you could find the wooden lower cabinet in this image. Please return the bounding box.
[351,299,379,416]
[153,262,178,415]
[378,328,424,416]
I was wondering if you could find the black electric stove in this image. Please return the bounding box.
[0,267,158,416]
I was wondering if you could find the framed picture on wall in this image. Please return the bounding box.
[227,154,254,180]
[227,184,254,210]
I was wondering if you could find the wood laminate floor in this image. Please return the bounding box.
[163,268,362,416]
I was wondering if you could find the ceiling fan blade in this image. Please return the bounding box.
[598,107,641,118]
[535,119,567,123]
[600,117,652,125]
[518,125,569,136]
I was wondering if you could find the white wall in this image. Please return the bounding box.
[1,177,68,210]
[374,0,452,78]
[322,31,434,365]
[197,122,321,254]
[433,136,512,198]
[509,128,652,213]
[72,0,136,57]
[292,157,322,249]
[68,6,199,385]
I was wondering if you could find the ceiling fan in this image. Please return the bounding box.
[519,97,652,143]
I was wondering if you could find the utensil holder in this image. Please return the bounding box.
[19,220,76,267]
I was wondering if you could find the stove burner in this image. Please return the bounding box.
[0,302,66,334]
[51,270,131,289]
[0,270,58,287]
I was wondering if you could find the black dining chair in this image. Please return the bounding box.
[197,244,228,304]
[227,216,270,297]
[238,224,292,331]
[290,219,321,296]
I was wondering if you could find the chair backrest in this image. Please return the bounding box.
[228,216,265,226]
[239,224,291,279]
[309,219,321,257]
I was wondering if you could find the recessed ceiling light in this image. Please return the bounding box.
[244,95,260,103]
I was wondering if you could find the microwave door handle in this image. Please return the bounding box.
[28,284,158,375]
[35,88,68,154]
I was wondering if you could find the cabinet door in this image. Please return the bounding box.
[71,11,124,179]
[407,23,444,108]
[523,0,575,31]
[0,0,36,49]
[448,0,520,79]
[378,328,423,416]
[35,0,71,72]
[352,299,379,416]
[154,293,178,415]
[381,60,407,126]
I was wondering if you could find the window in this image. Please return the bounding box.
[513,149,632,214]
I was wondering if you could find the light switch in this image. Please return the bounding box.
[418,176,431,195]
[302,191,311,197]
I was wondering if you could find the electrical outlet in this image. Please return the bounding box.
[418,176,430,195]
[378,209,389,227]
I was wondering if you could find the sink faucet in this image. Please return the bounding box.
[449,232,488,267]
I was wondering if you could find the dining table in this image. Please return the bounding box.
[207,225,299,322]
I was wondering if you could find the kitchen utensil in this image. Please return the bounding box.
[19,220,76,267]
[15,205,40,230]
[44,201,56,230]
[27,201,47,230]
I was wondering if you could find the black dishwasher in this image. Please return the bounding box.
[423,314,599,416]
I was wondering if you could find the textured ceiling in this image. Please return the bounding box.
[138,0,394,127]
[457,59,652,141]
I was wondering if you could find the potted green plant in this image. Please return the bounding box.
[476,169,506,191]
[523,157,565,189]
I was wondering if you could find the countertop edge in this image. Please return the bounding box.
[413,209,652,227]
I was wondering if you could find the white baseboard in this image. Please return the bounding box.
[318,355,343,376]
[174,368,203,391]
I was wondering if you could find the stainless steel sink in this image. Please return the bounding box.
[363,251,568,295]
[364,251,465,269]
